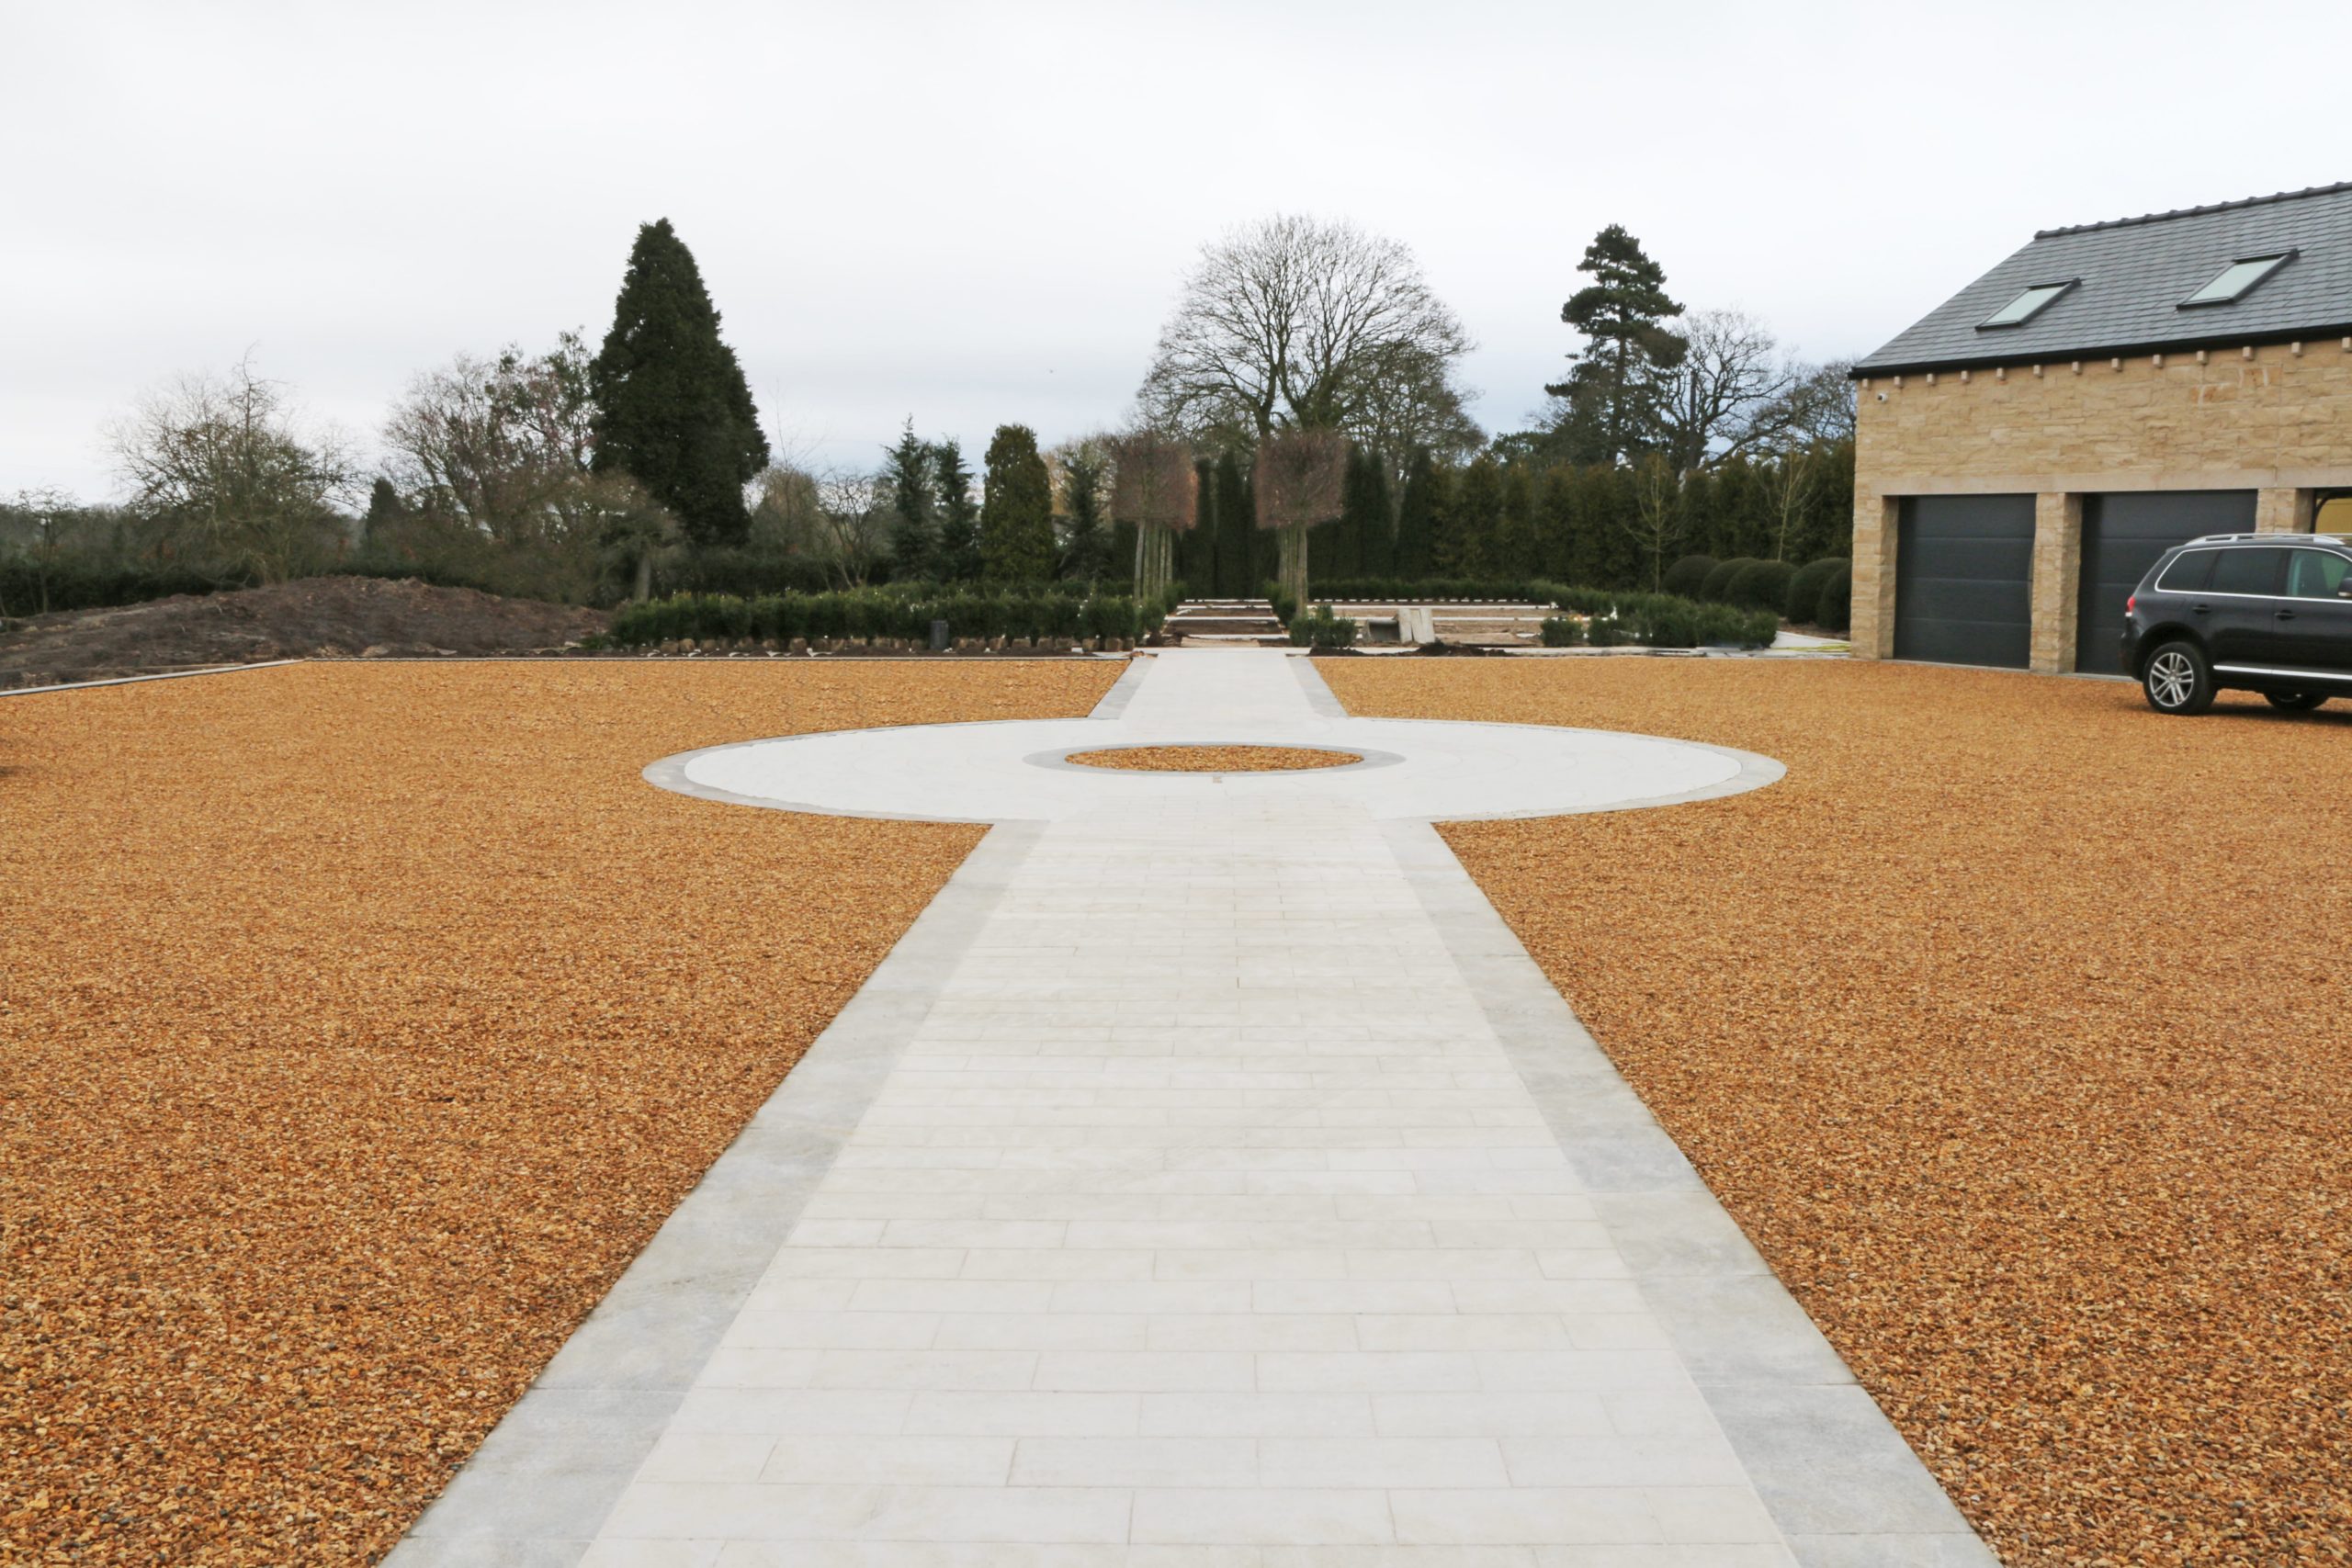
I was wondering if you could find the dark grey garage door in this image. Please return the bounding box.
[2075,491,2256,674]
[1894,495,2035,668]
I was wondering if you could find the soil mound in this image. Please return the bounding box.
[0,576,608,689]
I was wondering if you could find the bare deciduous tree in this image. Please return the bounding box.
[1766,359,1859,446]
[108,358,356,583]
[382,333,599,547]
[1758,446,1821,564]
[1657,309,1797,469]
[810,468,894,588]
[1137,215,1476,457]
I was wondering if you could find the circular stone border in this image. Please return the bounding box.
[1023,742,1408,777]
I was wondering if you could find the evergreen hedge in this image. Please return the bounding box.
[1785,556,1849,623]
[0,561,230,617]
[607,585,1178,648]
[1286,605,1358,649]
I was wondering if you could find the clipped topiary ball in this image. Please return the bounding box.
[1784,556,1849,623]
[1699,557,1758,603]
[1726,558,1797,615]
[1815,561,1854,633]
[1661,554,1718,599]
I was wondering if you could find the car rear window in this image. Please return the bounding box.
[2156,550,2216,592]
[2210,547,2288,596]
[2287,550,2352,598]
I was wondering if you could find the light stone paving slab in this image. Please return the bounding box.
[389,649,1992,1568]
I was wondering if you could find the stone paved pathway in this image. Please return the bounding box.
[390,650,1993,1568]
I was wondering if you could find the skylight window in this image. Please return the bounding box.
[1979,280,2075,329]
[2180,253,2294,308]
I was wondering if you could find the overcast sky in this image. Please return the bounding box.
[6,0,2348,500]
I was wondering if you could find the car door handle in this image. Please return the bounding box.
[2192,604,2211,615]
[2277,609,2297,620]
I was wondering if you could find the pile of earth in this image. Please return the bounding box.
[0,577,609,689]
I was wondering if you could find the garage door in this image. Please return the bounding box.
[1894,495,2035,668]
[2075,491,2256,674]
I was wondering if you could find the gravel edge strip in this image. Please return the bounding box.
[379,822,1042,1566]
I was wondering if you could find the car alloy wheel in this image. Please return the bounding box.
[2147,649,2198,709]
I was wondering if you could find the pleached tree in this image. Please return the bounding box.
[1109,432,1197,600]
[1253,430,1349,607]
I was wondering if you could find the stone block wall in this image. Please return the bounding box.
[1851,337,2352,669]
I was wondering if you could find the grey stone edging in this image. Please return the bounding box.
[0,659,306,697]
[1366,836,1994,1565]
[1295,651,1989,1563]
[1087,652,1155,717]
[380,819,1045,1568]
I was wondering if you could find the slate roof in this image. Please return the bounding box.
[1853,182,2352,377]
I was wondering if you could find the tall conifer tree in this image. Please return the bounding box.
[881,419,937,580]
[931,438,982,581]
[1393,449,1441,579]
[1544,225,1687,465]
[981,424,1055,581]
[1212,452,1253,596]
[1358,457,1395,579]
[589,219,768,546]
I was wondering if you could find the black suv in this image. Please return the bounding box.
[2123,534,2352,714]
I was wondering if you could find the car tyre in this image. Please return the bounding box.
[2142,640,2215,715]
[2265,691,2328,712]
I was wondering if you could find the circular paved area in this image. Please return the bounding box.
[648,714,1781,823]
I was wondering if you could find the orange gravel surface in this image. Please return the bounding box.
[1064,744,1362,773]
[0,659,1117,1566]
[1321,658,2352,1568]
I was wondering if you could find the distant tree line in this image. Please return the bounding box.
[2,212,1855,621]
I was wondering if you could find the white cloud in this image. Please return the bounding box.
[5,0,2346,496]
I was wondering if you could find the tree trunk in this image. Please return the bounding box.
[1278,525,1308,610]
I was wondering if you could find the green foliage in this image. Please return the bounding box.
[1815,560,1854,633]
[980,424,1055,582]
[1785,555,1849,623]
[1263,578,1298,626]
[1538,615,1584,648]
[1211,452,1253,596]
[608,584,1169,649]
[1440,454,1503,577]
[930,439,982,581]
[0,559,226,618]
[1286,604,1357,649]
[1724,558,1797,615]
[1542,225,1687,463]
[1058,446,1112,581]
[1699,557,1758,603]
[589,219,768,547]
[1661,554,1717,598]
[1392,449,1441,579]
[881,420,937,579]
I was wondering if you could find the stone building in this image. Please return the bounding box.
[1849,182,2352,672]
